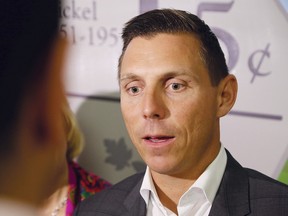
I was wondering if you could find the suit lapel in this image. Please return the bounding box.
[209,150,250,216]
[123,174,147,216]
[119,150,250,216]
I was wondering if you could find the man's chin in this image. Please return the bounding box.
[146,158,177,175]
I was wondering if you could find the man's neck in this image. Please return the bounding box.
[151,172,196,214]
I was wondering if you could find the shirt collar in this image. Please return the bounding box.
[140,145,227,205]
[189,145,227,203]
[140,166,158,205]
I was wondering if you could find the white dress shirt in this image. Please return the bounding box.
[140,145,227,216]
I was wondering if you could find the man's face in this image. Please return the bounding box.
[120,33,221,178]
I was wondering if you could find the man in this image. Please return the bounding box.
[74,9,288,215]
[0,0,67,215]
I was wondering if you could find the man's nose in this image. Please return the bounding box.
[142,89,167,120]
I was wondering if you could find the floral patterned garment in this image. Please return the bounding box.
[66,161,112,216]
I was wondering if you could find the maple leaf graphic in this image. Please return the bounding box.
[104,137,132,170]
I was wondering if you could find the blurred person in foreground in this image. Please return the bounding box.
[74,9,288,216]
[39,102,111,216]
[0,0,66,215]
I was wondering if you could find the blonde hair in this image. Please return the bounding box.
[62,103,84,161]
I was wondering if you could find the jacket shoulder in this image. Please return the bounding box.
[243,168,288,215]
[212,149,288,215]
[245,168,288,197]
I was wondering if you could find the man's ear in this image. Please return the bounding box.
[217,74,238,118]
[5,37,68,204]
[38,36,67,145]
[40,36,67,144]
[27,36,67,146]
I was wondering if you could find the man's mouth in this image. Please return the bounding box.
[143,136,175,143]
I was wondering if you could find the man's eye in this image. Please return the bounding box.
[170,83,183,91]
[128,86,140,94]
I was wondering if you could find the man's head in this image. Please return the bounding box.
[118,9,228,86]
[119,9,237,179]
[0,0,59,147]
[0,0,67,205]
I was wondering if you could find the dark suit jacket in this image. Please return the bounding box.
[74,150,288,215]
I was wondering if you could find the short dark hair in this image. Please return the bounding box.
[0,0,59,151]
[118,9,228,86]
